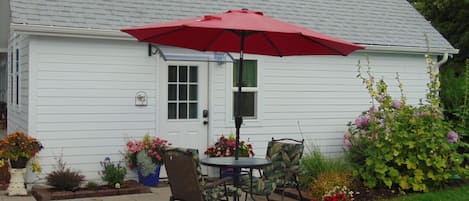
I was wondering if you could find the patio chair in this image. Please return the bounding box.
[164,147,237,201]
[240,138,304,201]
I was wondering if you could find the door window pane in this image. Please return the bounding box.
[179,66,187,82]
[189,84,197,100]
[168,103,177,119]
[189,103,198,118]
[190,66,198,82]
[179,84,187,100]
[168,66,177,82]
[179,103,187,119]
[168,84,177,100]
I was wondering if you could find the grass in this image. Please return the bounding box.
[298,144,351,190]
[381,184,469,201]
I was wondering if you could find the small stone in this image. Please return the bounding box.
[115,183,121,189]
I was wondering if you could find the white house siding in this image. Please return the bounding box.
[208,52,429,157]
[7,34,29,134]
[31,36,157,180]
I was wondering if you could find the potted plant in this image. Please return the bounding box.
[204,134,254,178]
[124,134,170,187]
[0,131,43,195]
[204,134,254,158]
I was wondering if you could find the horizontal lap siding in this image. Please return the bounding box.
[209,53,429,157]
[33,36,156,181]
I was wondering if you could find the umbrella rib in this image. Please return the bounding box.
[202,29,227,51]
[261,32,283,57]
[300,35,347,56]
[140,26,187,42]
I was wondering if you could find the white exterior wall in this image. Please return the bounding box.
[31,36,157,180]
[28,35,431,182]
[209,53,429,157]
[7,34,29,134]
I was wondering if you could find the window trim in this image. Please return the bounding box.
[225,56,263,127]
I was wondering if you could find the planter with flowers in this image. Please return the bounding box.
[204,134,254,178]
[124,134,170,187]
[0,131,43,195]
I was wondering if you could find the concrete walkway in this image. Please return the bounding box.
[0,187,297,201]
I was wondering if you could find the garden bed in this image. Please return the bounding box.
[31,180,152,201]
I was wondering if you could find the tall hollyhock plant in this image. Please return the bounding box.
[344,56,466,192]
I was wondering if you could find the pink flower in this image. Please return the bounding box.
[343,139,352,148]
[355,115,370,128]
[344,130,351,139]
[448,131,459,143]
[391,100,402,109]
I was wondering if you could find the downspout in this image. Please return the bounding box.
[436,52,449,68]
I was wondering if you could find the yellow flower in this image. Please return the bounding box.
[0,159,5,168]
[31,158,42,173]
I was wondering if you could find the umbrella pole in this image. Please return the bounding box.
[235,32,245,161]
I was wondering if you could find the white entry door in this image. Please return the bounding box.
[158,61,209,155]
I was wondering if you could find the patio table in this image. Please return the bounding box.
[200,157,272,201]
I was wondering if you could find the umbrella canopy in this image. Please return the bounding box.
[121,9,364,161]
[122,9,363,57]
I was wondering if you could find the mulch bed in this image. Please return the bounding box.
[31,180,152,201]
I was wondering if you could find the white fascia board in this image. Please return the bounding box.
[11,24,133,40]
[362,44,459,55]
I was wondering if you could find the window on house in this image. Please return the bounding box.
[168,65,198,119]
[15,48,19,105]
[233,59,257,119]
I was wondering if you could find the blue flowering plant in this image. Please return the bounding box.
[344,56,467,192]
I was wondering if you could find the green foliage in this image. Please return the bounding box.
[309,171,353,201]
[99,157,127,187]
[85,181,99,191]
[345,57,466,192]
[299,144,351,190]
[46,156,85,191]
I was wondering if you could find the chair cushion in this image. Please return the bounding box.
[240,175,277,195]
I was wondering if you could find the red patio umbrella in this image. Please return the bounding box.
[121,9,364,160]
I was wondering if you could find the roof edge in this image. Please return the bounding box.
[363,44,459,55]
[11,23,131,40]
[11,24,459,55]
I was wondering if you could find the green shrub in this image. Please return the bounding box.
[46,156,85,191]
[309,171,353,200]
[100,157,127,187]
[345,56,466,192]
[85,181,100,191]
[299,145,351,190]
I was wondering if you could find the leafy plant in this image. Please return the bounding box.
[46,155,85,191]
[299,144,351,190]
[99,157,127,187]
[309,171,353,200]
[0,132,43,172]
[85,181,100,191]
[345,56,466,192]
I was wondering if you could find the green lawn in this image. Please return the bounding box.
[382,185,469,201]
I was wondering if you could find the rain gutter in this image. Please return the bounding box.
[11,24,459,55]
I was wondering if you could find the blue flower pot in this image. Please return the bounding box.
[138,166,161,187]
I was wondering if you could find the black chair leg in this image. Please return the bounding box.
[294,177,303,201]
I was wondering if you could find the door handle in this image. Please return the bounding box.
[203,109,209,118]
